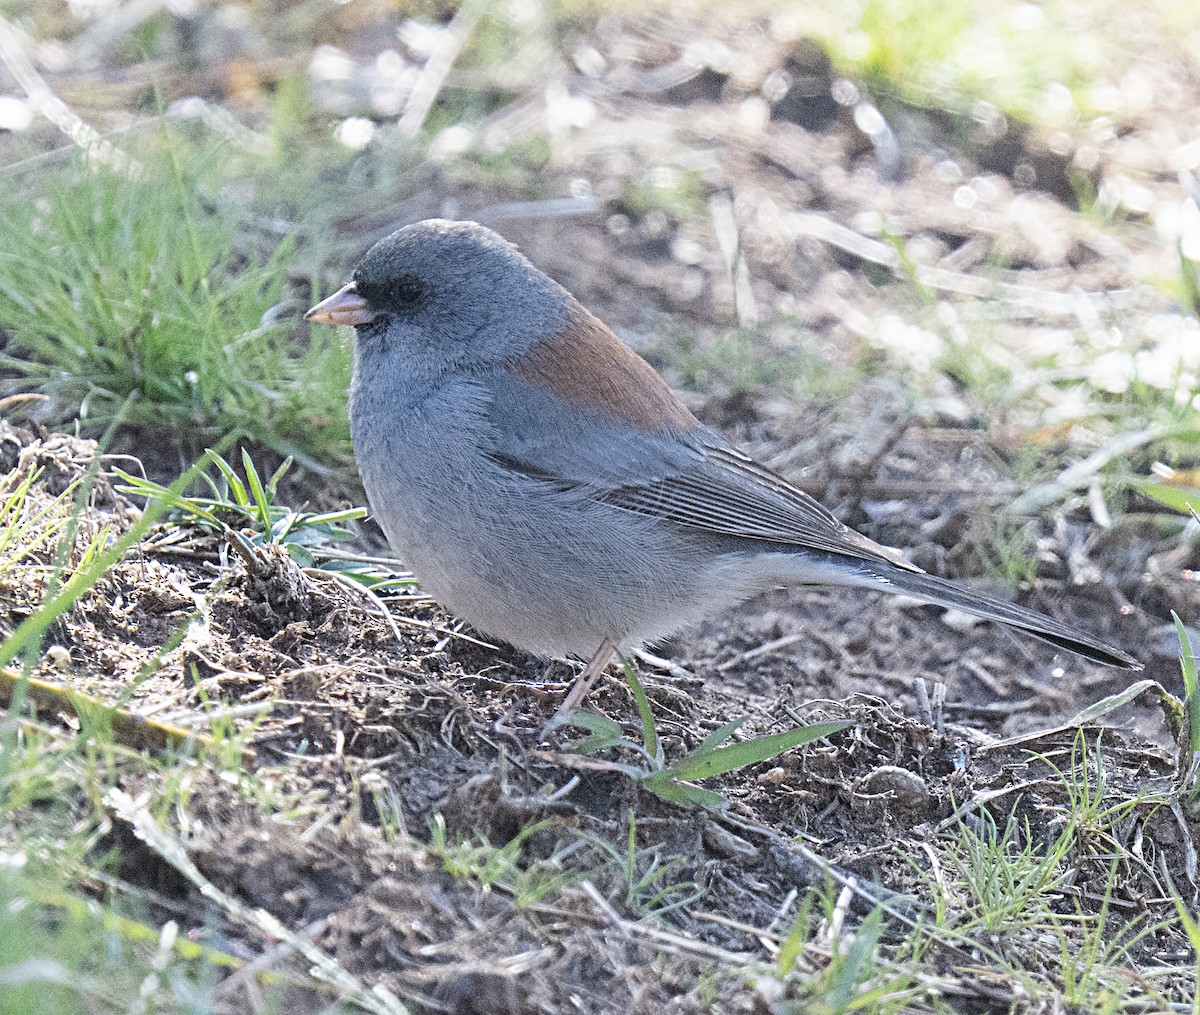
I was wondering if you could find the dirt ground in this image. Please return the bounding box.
[3,4,1200,1012]
[1,386,1195,1012]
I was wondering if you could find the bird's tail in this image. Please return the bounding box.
[851,566,1141,670]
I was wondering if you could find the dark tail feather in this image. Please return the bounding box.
[864,568,1141,670]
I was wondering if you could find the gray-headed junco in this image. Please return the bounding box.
[306,219,1139,712]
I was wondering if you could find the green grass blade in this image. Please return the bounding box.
[1130,478,1200,516]
[267,456,294,498]
[240,448,273,531]
[566,712,625,754]
[697,717,748,754]
[112,469,221,526]
[1174,612,1200,755]
[621,658,659,765]
[1063,679,1172,726]
[669,720,852,782]
[640,771,725,807]
[206,450,249,508]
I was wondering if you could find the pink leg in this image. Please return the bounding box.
[553,638,618,719]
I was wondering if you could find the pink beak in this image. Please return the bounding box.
[305,282,377,327]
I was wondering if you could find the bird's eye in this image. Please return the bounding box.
[387,275,425,308]
[355,273,428,314]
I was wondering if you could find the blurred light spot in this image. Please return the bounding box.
[1073,144,1100,172]
[831,79,858,106]
[738,96,769,131]
[936,160,963,184]
[684,40,732,72]
[1012,3,1045,29]
[851,210,882,235]
[1120,181,1156,215]
[371,53,414,117]
[545,90,595,130]
[761,70,790,104]
[852,102,885,137]
[377,49,406,75]
[335,117,376,150]
[213,3,248,27]
[506,0,540,27]
[1089,350,1135,393]
[429,124,473,160]
[679,267,706,301]
[649,166,677,189]
[768,11,803,39]
[873,316,942,372]
[399,20,448,59]
[1047,130,1074,157]
[973,176,1002,202]
[905,235,944,264]
[1088,84,1124,115]
[37,41,69,73]
[68,0,117,15]
[311,46,355,82]
[606,213,631,236]
[670,235,705,265]
[1180,195,1200,260]
[950,187,979,208]
[1089,116,1117,143]
[1120,69,1155,114]
[971,100,1007,140]
[1043,82,1074,116]
[573,45,606,78]
[641,209,670,237]
[0,96,32,131]
[842,31,870,62]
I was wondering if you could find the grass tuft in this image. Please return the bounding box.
[0,135,350,464]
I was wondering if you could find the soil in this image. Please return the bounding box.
[2,5,1200,1012]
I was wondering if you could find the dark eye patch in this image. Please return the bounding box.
[355,272,429,314]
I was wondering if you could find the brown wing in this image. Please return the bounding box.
[499,302,920,571]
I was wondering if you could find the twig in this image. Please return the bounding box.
[1008,423,1168,514]
[787,211,1152,315]
[717,633,806,672]
[0,16,139,175]
[475,196,602,223]
[0,666,243,760]
[398,0,486,138]
[314,568,409,650]
[710,191,759,327]
[166,97,270,154]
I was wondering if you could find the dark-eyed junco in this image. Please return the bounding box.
[306,219,1139,713]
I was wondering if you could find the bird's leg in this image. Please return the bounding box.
[553,637,618,719]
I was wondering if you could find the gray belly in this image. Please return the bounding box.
[349,371,774,658]
[360,451,715,657]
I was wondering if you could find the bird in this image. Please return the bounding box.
[305,219,1140,715]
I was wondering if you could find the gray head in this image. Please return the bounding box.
[306,219,569,376]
